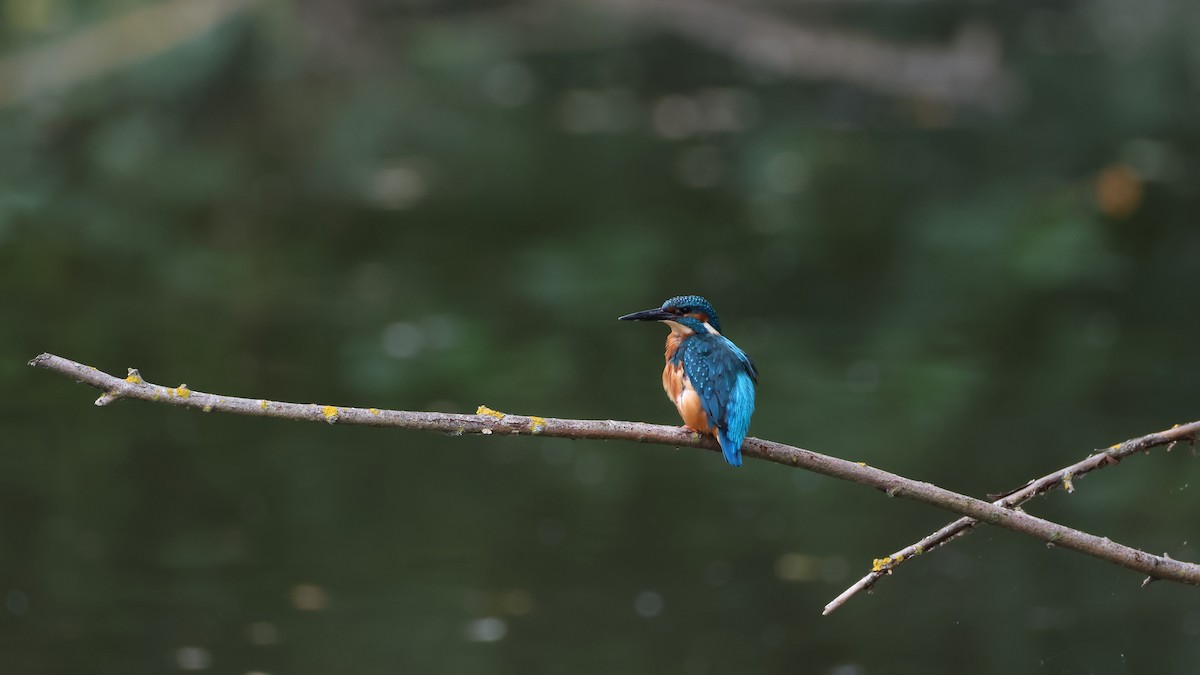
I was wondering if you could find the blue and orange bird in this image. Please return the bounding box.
[619,295,757,467]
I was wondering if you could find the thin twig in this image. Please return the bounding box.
[824,419,1200,615]
[29,353,1200,608]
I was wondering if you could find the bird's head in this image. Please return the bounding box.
[618,295,723,335]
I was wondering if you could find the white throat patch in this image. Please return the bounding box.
[663,320,694,336]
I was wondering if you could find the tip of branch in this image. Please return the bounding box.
[27,353,52,367]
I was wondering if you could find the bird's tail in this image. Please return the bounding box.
[716,372,755,467]
[716,427,743,467]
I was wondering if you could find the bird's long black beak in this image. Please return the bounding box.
[618,308,672,322]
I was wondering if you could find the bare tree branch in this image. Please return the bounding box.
[593,0,1014,109]
[0,0,262,108]
[29,352,1200,610]
[823,419,1200,614]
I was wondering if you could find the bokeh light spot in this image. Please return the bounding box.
[464,617,507,642]
[634,590,664,618]
[1095,163,1143,218]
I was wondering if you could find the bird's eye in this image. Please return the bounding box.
[671,306,687,315]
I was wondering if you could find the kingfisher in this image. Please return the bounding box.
[619,295,757,467]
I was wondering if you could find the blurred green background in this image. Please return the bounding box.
[3,0,1200,672]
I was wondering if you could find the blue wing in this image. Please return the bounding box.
[679,334,757,467]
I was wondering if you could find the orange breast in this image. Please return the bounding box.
[662,362,712,434]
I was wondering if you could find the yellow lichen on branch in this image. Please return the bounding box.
[476,405,506,420]
[871,553,906,572]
